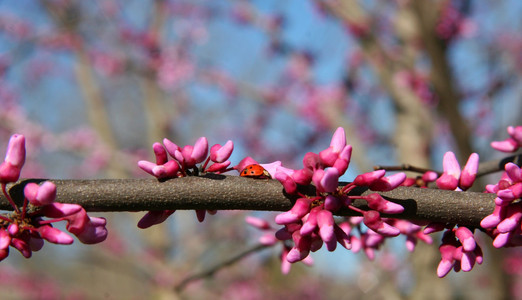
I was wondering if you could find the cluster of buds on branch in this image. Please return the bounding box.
[1,125,520,280]
[0,135,107,261]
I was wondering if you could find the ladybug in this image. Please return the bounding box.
[240,164,271,179]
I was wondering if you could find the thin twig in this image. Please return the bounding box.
[174,243,270,292]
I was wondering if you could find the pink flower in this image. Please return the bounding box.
[0,134,25,183]
[312,168,339,193]
[362,211,400,237]
[364,193,404,214]
[436,152,479,191]
[369,172,407,192]
[318,127,352,174]
[209,141,234,163]
[491,126,522,152]
[24,181,56,206]
[275,198,311,225]
[353,170,385,186]
[137,210,176,229]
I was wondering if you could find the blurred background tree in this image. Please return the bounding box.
[0,0,520,299]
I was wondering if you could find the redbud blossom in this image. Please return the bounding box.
[209,140,234,163]
[459,153,479,190]
[365,193,404,214]
[24,181,57,206]
[153,142,168,165]
[369,172,407,192]
[491,126,522,152]
[138,210,176,229]
[353,170,385,186]
[436,152,461,190]
[436,152,479,190]
[317,210,336,251]
[275,198,311,225]
[363,210,400,237]
[0,134,25,183]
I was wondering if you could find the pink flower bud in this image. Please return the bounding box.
[38,226,74,245]
[353,170,385,186]
[162,138,180,158]
[332,145,352,175]
[302,152,321,170]
[363,210,400,236]
[191,137,208,163]
[436,173,459,190]
[369,172,406,192]
[493,232,510,248]
[437,244,457,278]
[275,198,311,225]
[205,161,231,173]
[436,152,461,190]
[490,139,517,152]
[42,203,83,218]
[275,172,297,194]
[455,227,476,252]
[4,134,25,168]
[330,127,346,152]
[209,140,233,163]
[152,160,179,179]
[138,160,157,176]
[459,153,479,190]
[480,205,506,229]
[260,161,282,178]
[496,189,515,205]
[507,126,522,144]
[76,217,108,244]
[292,168,313,185]
[0,230,10,249]
[137,210,176,229]
[245,216,271,230]
[153,143,168,165]
[422,171,439,183]
[505,163,522,182]
[300,206,321,236]
[24,182,39,204]
[317,210,335,250]
[259,233,278,246]
[25,181,56,206]
[365,193,404,214]
[11,237,31,258]
[497,206,522,233]
[319,147,337,166]
[319,168,339,193]
[334,224,351,250]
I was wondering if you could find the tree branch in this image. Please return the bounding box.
[174,243,270,292]
[1,175,495,227]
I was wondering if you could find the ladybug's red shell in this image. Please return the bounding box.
[240,164,271,179]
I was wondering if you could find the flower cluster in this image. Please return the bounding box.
[137,137,234,226]
[265,128,432,266]
[434,227,483,278]
[0,134,107,260]
[412,151,482,277]
[481,162,522,248]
